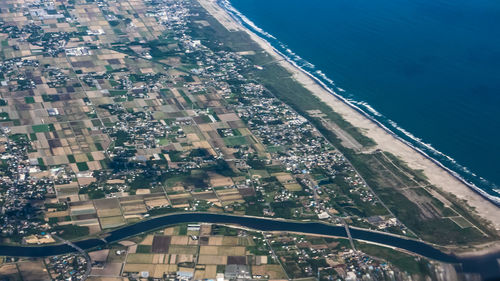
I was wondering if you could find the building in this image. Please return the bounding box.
[224,265,251,280]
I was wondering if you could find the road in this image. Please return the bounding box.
[53,235,92,281]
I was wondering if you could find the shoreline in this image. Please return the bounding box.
[219,0,500,203]
[197,0,500,230]
[283,48,500,208]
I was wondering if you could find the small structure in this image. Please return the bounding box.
[224,265,251,280]
[47,108,60,116]
[187,224,200,231]
[318,211,331,220]
[177,271,194,281]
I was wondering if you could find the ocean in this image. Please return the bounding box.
[224,0,500,200]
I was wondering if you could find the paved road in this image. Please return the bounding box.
[53,235,92,281]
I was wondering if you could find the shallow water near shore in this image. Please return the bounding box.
[227,0,500,198]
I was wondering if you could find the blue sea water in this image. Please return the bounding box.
[225,0,500,199]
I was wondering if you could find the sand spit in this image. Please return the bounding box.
[197,0,500,230]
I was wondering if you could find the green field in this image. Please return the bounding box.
[76,162,89,171]
[24,97,35,104]
[32,124,51,133]
[223,136,247,147]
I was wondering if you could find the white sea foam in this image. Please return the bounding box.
[220,0,276,40]
[304,62,315,68]
[351,100,383,117]
[217,0,500,205]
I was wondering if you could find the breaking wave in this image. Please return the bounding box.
[218,0,500,205]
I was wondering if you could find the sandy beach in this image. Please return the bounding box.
[197,0,500,230]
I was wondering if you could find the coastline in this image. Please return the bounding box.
[197,0,500,230]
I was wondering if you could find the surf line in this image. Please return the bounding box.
[217,0,500,206]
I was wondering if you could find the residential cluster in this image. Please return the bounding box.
[0,0,435,279]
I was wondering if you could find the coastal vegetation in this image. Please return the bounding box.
[189,2,498,246]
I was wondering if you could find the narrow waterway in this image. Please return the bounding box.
[1,213,498,279]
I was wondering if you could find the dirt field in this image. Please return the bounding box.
[167,245,198,255]
[17,260,51,281]
[176,254,195,263]
[215,188,239,195]
[194,264,217,279]
[252,264,287,279]
[121,202,147,214]
[221,236,239,246]
[168,193,192,200]
[152,236,172,253]
[164,227,175,235]
[152,264,178,278]
[238,187,256,197]
[0,264,20,280]
[273,172,294,183]
[284,183,302,191]
[200,245,245,256]
[200,245,219,255]
[140,235,155,245]
[208,236,223,245]
[99,215,125,229]
[200,225,212,236]
[170,235,189,245]
[126,253,154,264]
[123,263,155,273]
[94,198,120,210]
[227,256,246,265]
[90,263,122,276]
[152,254,166,264]
[197,255,227,265]
[145,198,170,208]
[192,191,218,201]
[217,246,246,256]
[89,249,110,262]
[209,175,234,187]
[97,208,122,218]
[219,194,243,201]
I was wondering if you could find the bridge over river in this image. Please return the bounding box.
[1,213,499,280]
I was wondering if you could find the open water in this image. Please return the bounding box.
[226,0,500,200]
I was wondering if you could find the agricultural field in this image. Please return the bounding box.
[90,224,274,279]
[0,0,430,246]
[76,224,439,280]
[0,2,495,281]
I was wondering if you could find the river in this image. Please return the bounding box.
[0,213,498,279]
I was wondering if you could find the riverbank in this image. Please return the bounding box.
[196,0,500,231]
[0,213,467,262]
[0,213,499,278]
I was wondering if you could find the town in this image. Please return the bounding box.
[0,0,494,280]
[0,0,405,244]
[0,224,437,281]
